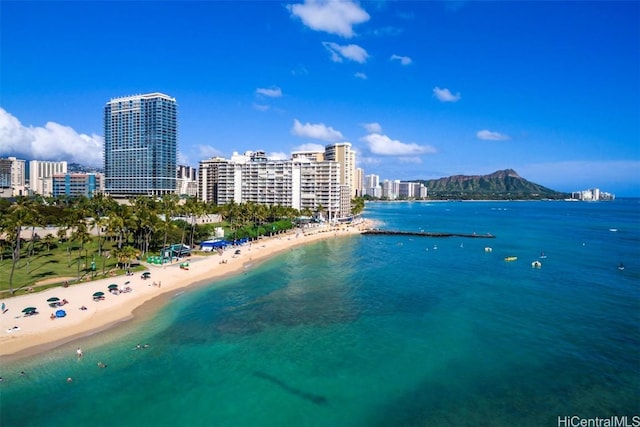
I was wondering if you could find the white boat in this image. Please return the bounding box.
[531,260,542,268]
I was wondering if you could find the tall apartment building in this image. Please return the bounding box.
[324,142,355,196]
[52,173,103,198]
[29,160,67,196]
[382,179,401,200]
[177,165,198,197]
[324,142,356,218]
[399,181,428,199]
[354,167,364,197]
[0,157,27,197]
[364,174,381,198]
[104,93,177,198]
[198,152,343,219]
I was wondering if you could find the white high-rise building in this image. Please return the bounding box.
[29,160,67,196]
[198,151,343,219]
[364,174,381,198]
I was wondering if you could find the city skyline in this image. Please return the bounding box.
[1,1,639,196]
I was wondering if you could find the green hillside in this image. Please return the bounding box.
[415,169,569,200]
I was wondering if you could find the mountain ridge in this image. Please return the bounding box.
[414,169,568,200]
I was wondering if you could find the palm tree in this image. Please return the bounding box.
[87,193,112,257]
[182,196,205,248]
[41,233,57,252]
[3,197,36,294]
[351,197,365,215]
[113,245,138,271]
[159,194,179,263]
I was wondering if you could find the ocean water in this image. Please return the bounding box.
[1,200,639,427]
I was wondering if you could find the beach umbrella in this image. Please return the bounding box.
[107,284,118,290]
[55,310,66,318]
[142,271,151,276]
[47,297,60,303]
[93,291,104,297]
[22,307,37,313]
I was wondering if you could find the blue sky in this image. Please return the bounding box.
[1,1,639,196]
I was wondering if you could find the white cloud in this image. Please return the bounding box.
[293,143,327,152]
[357,156,381,166]
[433,86,461,102]
[390,54,412,65]
[323,42,369,63]
[268,151,289,160]
[476,129,510,141]
[256,86,283,98]
[291,119,344,141]
[361,133,437,156]
[354,72,367,80]
[287,0,370,38]
[0,108,103,167]
[196,144,225,159]
[361,122,382,133]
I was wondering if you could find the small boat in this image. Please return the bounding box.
[539,251,547,259]
[504,256,518,262]
[531,260,542,268]
[484,247,492,252]
[609,228,618,232]
[618,263,625,271]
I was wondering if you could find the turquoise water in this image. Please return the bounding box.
[2,200,639,426]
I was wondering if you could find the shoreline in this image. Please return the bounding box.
[0,221,371,362]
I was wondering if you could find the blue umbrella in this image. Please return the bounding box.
[55,310,66,318]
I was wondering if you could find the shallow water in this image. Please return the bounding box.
[2,200,639,426]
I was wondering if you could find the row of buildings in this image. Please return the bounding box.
[570,188,615,201]
[1,92,429,219]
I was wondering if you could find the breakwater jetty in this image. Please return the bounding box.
[362,230,496,239]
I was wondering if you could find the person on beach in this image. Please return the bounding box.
[77,347,83,357]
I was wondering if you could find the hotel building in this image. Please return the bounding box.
[0,157,27,197]
[103,93,177,198]
[52,173,103,198]
[29,160,68,196]
[198,151,344,220]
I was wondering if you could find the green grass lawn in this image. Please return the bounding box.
[0,238,145,298]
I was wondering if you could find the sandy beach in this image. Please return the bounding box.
[0,221,371,362]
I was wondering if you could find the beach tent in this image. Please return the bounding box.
[199,240,229,251]
[55,310,66,318]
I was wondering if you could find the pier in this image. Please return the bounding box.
[362,230,495,239]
